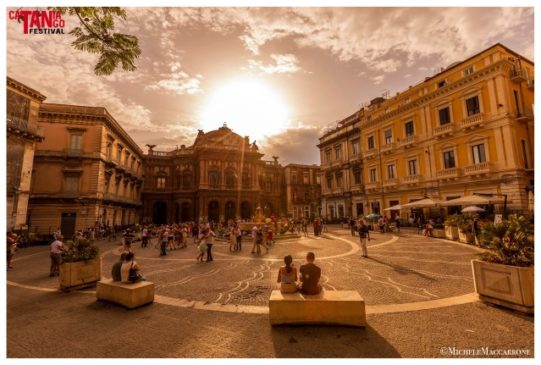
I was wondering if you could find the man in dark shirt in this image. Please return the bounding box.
[299,252,322,295]
[358,220,370,258]
[111,253,127,281]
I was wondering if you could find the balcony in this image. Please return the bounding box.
[401,175,423,185]
[349,153,363,164]
[365,181,381,191]
[351,184,364,195]
[363,149,378,160]
[398,135,417,148]
[380,142,396,154]
[331,187,344,195]
[460,113,485,130]
[433,123,456,138]
[510,68,528,83]
[463,162,492,176]
[383,178,399,189]
[436,167,462,180]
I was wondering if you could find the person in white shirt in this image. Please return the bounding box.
[50,236,64,277]
[120,252,145,283]
[251,226,258,254]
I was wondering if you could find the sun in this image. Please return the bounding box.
[198,76,290,140]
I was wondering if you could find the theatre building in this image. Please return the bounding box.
[142,124,286,224]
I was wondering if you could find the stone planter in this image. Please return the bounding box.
[432,228,446,238]
[471,259,534,313]
[59,258,101,291]
[459,231,474,244]
[445,225,459,240]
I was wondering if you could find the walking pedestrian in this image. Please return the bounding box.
[50,235,64,276]
[236,226,242,251]
[358,220,370,258]
[349,218,356,236]
[7,232,19,270]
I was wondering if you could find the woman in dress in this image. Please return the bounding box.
[277,255,298,293]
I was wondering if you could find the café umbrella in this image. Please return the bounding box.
[384,204,402,211]
[441,195,504,206]
[400,198,441,208]
[461,206,485,213]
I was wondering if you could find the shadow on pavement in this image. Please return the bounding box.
[270,324,401,358]
[364,257,436,281]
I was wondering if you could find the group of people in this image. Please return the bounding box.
[111,251,145,283]
[276,252,322,295]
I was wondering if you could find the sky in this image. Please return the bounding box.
[6,7,534,165]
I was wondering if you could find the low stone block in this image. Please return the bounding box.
[96,279,154,309]
[269,290,365,327]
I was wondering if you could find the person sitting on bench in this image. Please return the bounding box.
[111,252,127,281]
[299,252,322,295]
[121,252,146,283]
[277,255,298,293]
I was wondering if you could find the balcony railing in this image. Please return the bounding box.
[402,175,423,184]
[363,149,377,159]
[7,116,44,139]
[383,178,399,187]
[398,135,417,148]
[510,68,528,82]
[433,123,456,138]
[380,142,395,154]
[148,150,169,157]
[365,181,381,191]
[436,167,462,179]
[464,162,492,176]
[460,113,485,129]
[351,184,364,194]
[349,153,362,163]
[331,187,344,195]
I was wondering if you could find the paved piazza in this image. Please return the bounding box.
[7,226,534,358]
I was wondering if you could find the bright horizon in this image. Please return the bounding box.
[7,7,534,164]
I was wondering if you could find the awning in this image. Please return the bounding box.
[461,206,485,213]
[384,205,402,211]
[441,195,504,206]
[401,198,441,208]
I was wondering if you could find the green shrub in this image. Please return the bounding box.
[479,214,534,267]
[62,238,99,263]
[444,214,461,226]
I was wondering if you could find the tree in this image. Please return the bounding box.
[55,7,141,76]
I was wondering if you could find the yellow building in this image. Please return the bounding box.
[319,43,534,220]
[29,103,144,237]
[6,77,46,231]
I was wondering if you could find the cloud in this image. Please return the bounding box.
[247,54,302,74]
[259,124,322,165]
[370,75,386,85]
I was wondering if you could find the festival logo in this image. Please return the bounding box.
[8,9,66,34]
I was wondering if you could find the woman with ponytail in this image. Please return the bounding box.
[277,255,298,293]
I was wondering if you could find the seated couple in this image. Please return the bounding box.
[276,252,322,295]
[111,252,146,283]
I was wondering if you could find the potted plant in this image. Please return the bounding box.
[59,238,101,291]
[444,214,460,241]
[458,217,475,244]
[432,222,446,238]
[471,215,534,313]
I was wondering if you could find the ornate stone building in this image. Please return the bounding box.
[284,164,321,219]
[7,77,46,231]
[29,103,144,237]
[142,124,286,224]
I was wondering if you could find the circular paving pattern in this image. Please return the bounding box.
[8,227,484,314]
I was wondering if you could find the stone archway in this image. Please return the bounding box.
[208,200,219,223]
[225,201,236,221]
[241,201,251,220]
[181,202,192,222]
[153,201,168,225]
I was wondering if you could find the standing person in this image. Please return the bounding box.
[229,226,237,252]
[204,228,216,262]
[196,230,208,263]
[277,255,298,293]
[251,225,259,254]
[192,224,199,244]
[141,227,148,248]
[322,218,328,233]
[167,228,175,251]
[50,235,64,277]
[349,218,356,236]
[7,232,19,270]
[473,216,481,245]
[299,252,322,295]
[236,225,243,251]
[160,228,168,256]
[383,216,389,233]
[395,217,401,232]
[357,219,370,258]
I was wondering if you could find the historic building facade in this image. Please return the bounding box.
[29,103,144,237]
[319,43,534,219]
[6,77,46,231]
[284,164,321,219]
[141,125,286,224]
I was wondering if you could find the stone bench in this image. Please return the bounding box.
[96,279,155,309]
[269,290,365,327]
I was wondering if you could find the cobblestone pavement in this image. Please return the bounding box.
[6,226,534,358]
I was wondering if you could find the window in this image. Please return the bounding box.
[182,170,192,189]
[438,107,451,125]
[368,136,375,150]
[408,159,417,176]
[242,172,250,189]
[336,173,343,187]
[353,168,361,185]
[106,142,113,160]
[225,170,237,188]
[404,121,414,137]
[370,168,377,182]
[471,144,486,164]
[351,139,360,156]
[117,145,123,162]
[464,66,474,76]
[371,201,380,214]
[387,164,396,179]
[443,150,456,169]
[326,175,333,189]
[208,171,220,187]
[156,177,166,189]
[466,95,480,116]
[334,146,341,160]
[521,140,529,169]
[325,149,331,162]
[437,80,447,88]
[303,173,310,185]
[316,175,321,184]
[513,90,521,115]
[65,176,79,192]
[384,129,393,144]
[69,134,82,152]
[338,205,344,218]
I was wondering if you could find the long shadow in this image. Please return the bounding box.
[364,257,436,282]
[271,324,400,358]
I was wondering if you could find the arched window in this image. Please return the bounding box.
[225,169,237,189]
[208,170,220,188]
